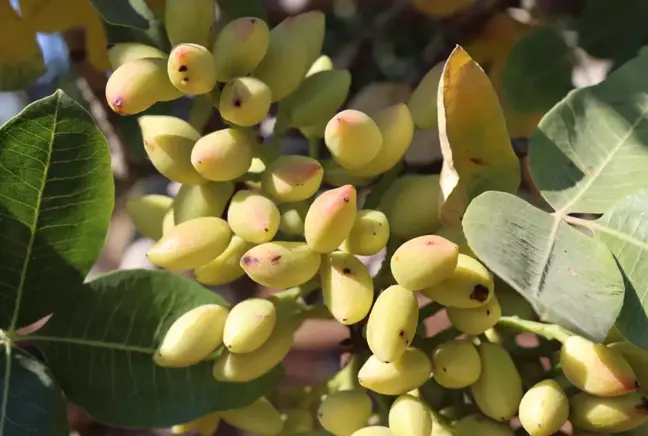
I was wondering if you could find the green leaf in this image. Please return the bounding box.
[0,90,113,330]
[0,347,68,435]
[593,189,648,350]
[529,53,648,214]
[577,0,648,63]
[89,0,150,29]
[462,191,624,342]
[501,26,574,113]
[21,269,283,428]
[218,0,266,23]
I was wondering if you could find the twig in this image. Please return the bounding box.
[497,316,573,343]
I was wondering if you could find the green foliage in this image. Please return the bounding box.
[595,189,648,350]
[32,269,282,427]
[0,348,68,435]
[6,2,648,435]
[89,0,150,29]
[0,90,113,329]
[463,191,624,341]
[501,26,574,113]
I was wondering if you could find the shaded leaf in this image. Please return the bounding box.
[578,0,648,63]
[0,1,45,91]
[501,26,574,113]
[0,90,113,329]
[437,45,521,225]
[23,269,283,428]
[594,189,648,350]
[463,191,624,341]
[218,0,266,23]
[89,0,150,29]
[0,347,68,435]
[529,53,648,214]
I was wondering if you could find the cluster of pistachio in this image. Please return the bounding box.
[107,1,648,435]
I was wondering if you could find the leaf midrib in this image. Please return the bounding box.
[531,105,648,298]
[17,335,156,354]
[8,96,59,332]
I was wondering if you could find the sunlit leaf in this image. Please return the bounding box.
[529,52,648,214]
[0,90,113,329]
[437,45,520,225]
[463,191,624,341]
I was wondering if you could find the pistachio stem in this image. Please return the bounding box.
[430,406,455,434]
[362,162,403,210]
[419,301,443,319]
[188,93,214,133]
[308,136,320,160]
[270,110,290,160]
[497,316,572,343]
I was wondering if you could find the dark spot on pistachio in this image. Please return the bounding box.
[398,329,405,337]
[470,284,490,302]
[443,367,447,372]
[372,232,377,236]
[342,318,348,322]
[271,255,282,264]
[470,157,485,165]
[233,98,242,108]
[178,65,188,72]
[343,268,352,275]
[250,18,257,24]
[242,256,252,265]
[264,227,269,232]
[343,197,350,203]
[113,97,125,110]
[486,310,492,316]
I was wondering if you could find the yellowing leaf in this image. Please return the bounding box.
[410,0,475,18]
[21,0,110,71]
[464,13,544,137]
[437,45,521,225]
[0,0,44,90]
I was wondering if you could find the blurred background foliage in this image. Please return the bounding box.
[0,0,644,434]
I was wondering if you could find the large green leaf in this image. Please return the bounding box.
[593,189,648,350]
[501,26,574,114]
[89,0,150,29]
[0,90,113,330]
[19,269,283,428]
[577,0,648,63]
[463,191,624,341]
[0,347,68,435]
[529,53,648,214]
